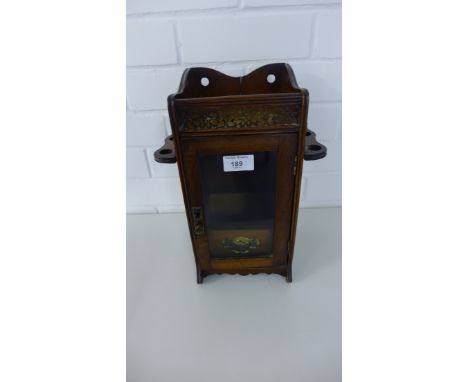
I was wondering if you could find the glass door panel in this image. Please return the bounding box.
[199,151,277,259]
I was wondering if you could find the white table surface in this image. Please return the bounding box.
[127,207,341,382]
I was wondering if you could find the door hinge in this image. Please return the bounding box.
[293,155,298,176]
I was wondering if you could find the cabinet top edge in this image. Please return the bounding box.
[172,92,305,108]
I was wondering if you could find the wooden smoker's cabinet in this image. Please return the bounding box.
[155,64,326,283]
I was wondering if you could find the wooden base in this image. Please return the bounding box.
[196,267,204,284]
[286,264,293,283]
[197,266,291,283]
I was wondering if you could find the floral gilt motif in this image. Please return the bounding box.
[178,105,300,131]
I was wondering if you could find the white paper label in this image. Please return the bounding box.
[223,155,254,172]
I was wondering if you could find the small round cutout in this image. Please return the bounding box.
[306,131,312,136]
[200,77,209,86]
[159,149,172,155]
[267,74,276,84]
[168,137,174,141]
[308,145,322,152]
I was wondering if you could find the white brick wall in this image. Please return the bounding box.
[127,1,341,213]
[178,14,313,63]
[126,19,177,66]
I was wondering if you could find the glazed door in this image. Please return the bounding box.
[181,133,297,271]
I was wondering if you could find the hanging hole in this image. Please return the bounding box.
[267,74,276,84]
[306,131,312,136]
[308,145,322,152]
[200,77,209,86]
[159,149,172,155]
[168,136,174,141]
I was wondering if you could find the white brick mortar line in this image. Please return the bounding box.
[126,58,342,71]
[309,11,320,58]
[173,20,183,64]
[126,3,341,19]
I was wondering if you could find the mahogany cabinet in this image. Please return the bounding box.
[154,63,326,283]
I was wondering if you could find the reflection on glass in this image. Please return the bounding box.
[200,152,277,259]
